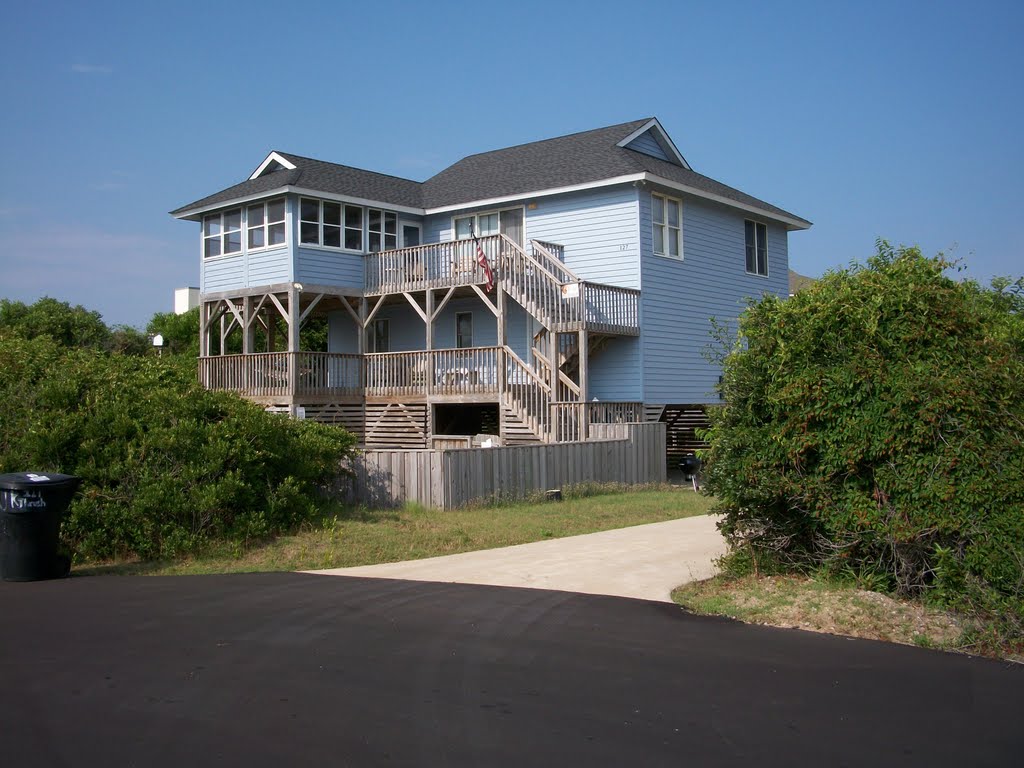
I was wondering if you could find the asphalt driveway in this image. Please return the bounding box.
[2,573,1020,767]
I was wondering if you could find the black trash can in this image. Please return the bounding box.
[0,472,81,582]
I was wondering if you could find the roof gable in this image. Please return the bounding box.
[250,151,297,179]
[616,118,691,170]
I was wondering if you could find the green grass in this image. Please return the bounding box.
[76,485,714,577]
[672,573,970,653]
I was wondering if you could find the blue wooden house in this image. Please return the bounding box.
[171,118,810,452]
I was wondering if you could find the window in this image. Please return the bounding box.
[454,211,502,239]
[203,209,242,258]
[367,319,389,352]
[300,197,364,250]
[456,312,473,348]
[745,220,768,276]
[368,209,398,252]
[652,193,682,259]
[246,198,286,250]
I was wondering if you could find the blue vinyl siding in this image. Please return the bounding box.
[423,214,450,244]
[201,253,247,292]
[504,301,530,361]
[525,186,640,289]
[433,297,497,348]
[296,247,363,288]
[639,191,788,403]
[248,246,291,285]
[589,336,642,401]
[625,130,670,162]
[327,310,360,354]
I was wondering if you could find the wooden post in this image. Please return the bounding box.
[497,287,507,396]
[287,287,300,406]
[578,329,589,439]
[242,296,254,355]
[425,289,434,351]
[199,301,209,357]
[267,305,276,352]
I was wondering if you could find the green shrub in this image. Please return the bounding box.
[0,334,357,560]
[701,242,1023,637]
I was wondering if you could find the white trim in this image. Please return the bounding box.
[173,186,423,221]
[290,187,423,216]
[426,175,646,215]
[249,151,296,180]
[296,243,365,256]
[616,119,691,170]
[177,173,810,232]
[643,173,811,231]
[400,221,422,248]
[175,188,291,220]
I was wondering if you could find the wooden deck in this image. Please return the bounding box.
[363,234,640,335]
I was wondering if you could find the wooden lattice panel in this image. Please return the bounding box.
[364,403,428,449]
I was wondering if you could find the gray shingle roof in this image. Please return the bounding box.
[171,119,809,227]
[169,154,422,216]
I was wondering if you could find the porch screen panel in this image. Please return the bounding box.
[500,209,524,246]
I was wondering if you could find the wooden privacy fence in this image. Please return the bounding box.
[344,422,666,509]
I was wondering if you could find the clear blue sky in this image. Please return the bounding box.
[1,0,1021,328]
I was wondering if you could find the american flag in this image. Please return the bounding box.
[473,235,495,292]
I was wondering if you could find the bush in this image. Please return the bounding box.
[0,334,357,560]
[701,243,1023,639]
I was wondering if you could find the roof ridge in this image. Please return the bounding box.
[450,118,654,163]
[274,151,422,186]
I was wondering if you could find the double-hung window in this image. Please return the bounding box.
[300,198,364,250]
[652,193,682,259]
[368,209,398,252]
[246,198,286,250]
[745,220,768,276]
[454,212,500,239]
[203,209,242,258]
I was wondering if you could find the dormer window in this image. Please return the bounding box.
[203,209,241,258]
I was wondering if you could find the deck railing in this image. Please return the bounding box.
[365,236,504,294]
[363,346,501,397]
[587,401,644,424]
[199,352,362,398]
[550,401,584,442]
[295,352,363,395]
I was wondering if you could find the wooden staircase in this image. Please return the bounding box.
[494,237,638,443]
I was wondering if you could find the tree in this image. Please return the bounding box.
[147,307,200,356]
[701,242,1023,636]
[0,297,111,349]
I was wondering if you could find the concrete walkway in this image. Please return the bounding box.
[306,514,727,602]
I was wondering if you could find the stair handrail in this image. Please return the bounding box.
[497,234,571,287]
[526,238,580,285]
[504,346,551,391]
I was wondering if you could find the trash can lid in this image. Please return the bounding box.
[0,472,80,490]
